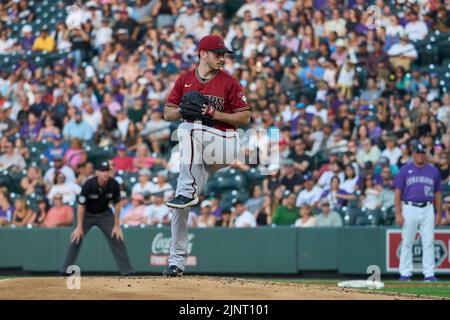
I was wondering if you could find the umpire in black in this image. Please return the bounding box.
[60,161,134,276]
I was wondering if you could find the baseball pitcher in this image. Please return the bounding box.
[162,35,250,276]
[394,141,442,282]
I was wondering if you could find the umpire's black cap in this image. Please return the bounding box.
[411,141,426,153]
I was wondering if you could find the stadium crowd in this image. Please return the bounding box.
[0,0,450,229]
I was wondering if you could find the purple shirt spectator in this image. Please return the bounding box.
[320,189,351,210]
[20,121,42,141]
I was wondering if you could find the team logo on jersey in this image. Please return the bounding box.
[408,170,413,174]
[184,84,192,87]
[204,95,225,111]
[238,91,247,103]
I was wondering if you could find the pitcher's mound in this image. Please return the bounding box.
[0,276,426,300]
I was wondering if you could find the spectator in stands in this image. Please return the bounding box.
[245,184,264,214]
[215,208,233,227]
[272,192,298,226]
[32,26,55,52]
[341,164,360,194]
[63,110,94,141]
[397,143,412,169]
[141,108,170,155]
[145,192,171,226]
[0,140,26,172]
[33,195,49,227]
[19,111,42,141]
[149,170,174,201]
[43,154,76,186]
[124,121,143,154]
[11,198,35,227]
[320,176,356,210]
[298,54,324,86]
[387,34,418,71]
[38,115,60,141]
[95,106,121,146]
[120,193,147,226]
[296,173,323,207]
[294,204,317,228]
[64,138,87,170]
[20,25,35,52]
[0,102,18,138]
[232,201,256,228]
[113,143,134,172]
[440,195,450,225]
[113,10,141,43]
[279,159,303,193]
[132,143,165,172]
[356,138,381,168]
[131,168,153,195]
[0,189,13,226]
[318,160,345,190]
[254,195,272,226]
[197,200,216,228]
[315,198,343,227]
[43,193,74,228]
[20,166,45,196]
[360,173,383,210]
[289,138,311,175]
[404,11,428,41]
[47,171,81,205]
[43,133,68,163]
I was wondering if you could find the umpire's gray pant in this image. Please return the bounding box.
[60,210,134,276]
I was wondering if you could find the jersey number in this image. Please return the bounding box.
[424,186,434,198]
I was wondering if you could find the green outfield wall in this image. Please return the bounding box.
[1,226,449,275]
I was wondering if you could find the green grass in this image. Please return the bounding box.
[379,286,450,298]
[252,278,450,299]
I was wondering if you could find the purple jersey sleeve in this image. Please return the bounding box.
[393,166,406,191]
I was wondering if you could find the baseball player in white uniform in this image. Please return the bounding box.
[394,141,442,281]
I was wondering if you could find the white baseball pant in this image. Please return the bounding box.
[168,122,239,270]
[399,203,435,278]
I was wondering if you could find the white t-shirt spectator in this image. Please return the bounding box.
[317,171,345,190]
[381,147,402,166]
[296,186,323,207]
[132,181,155,195]
[294,217,316,227]
[47,182,81,205]
[306,105,328,124]
[0,152,26,171]
[340,176,359,194]
[149,183,174,201]
[234,210,256,227]
[387,43,418,59]
[315,211,343,227]
[175,12,201,31]
[95,26,113,48]
[405,20,428,41]
[83,110,102,132]
[145,203,171,225]
[44,166,76,185]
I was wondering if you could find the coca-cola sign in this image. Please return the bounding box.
[151,232,195,255]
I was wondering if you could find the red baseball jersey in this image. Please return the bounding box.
[166,69,249,131]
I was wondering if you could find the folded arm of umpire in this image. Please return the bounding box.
[164,104,250,127]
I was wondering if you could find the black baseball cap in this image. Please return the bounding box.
[97,161,111,171]
[411,141,426,153]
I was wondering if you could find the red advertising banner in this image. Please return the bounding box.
[386,230,450,273]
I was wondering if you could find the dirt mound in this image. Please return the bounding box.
[0,276,431,300]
